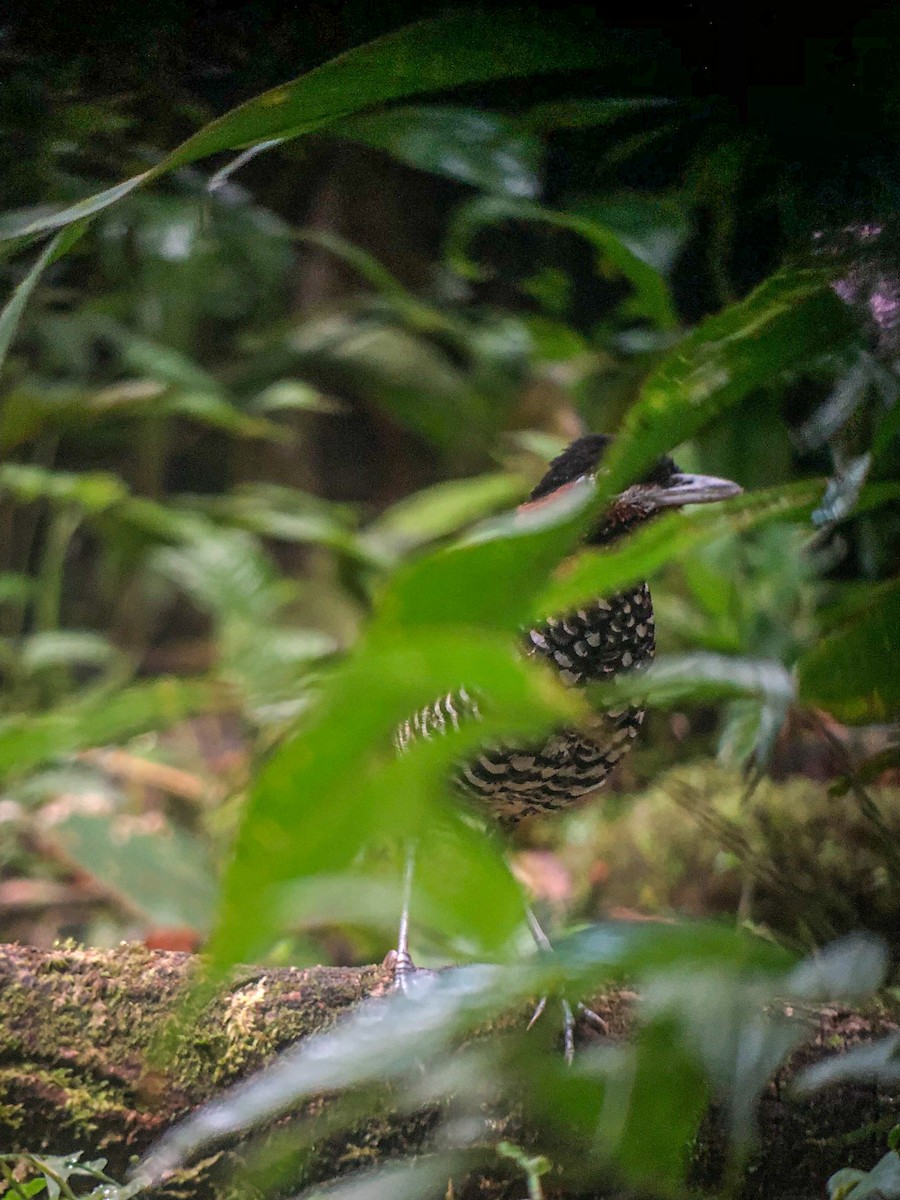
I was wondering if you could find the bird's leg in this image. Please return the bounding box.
[386,840,436,993]
[524,904,608,1062]
[392,841,418,992]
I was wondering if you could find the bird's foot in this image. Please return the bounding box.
[383,947,439,996]
[527,995,610,1064]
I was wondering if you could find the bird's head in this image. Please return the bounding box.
[522,433,742,543]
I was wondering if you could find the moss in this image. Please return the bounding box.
[0,1099,25,1131]
[544,761,900,956]
[0,1062,132,1143]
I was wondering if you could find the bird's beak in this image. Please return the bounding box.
[651,472,743,509]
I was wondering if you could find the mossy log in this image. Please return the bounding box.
[1,941,899,1199]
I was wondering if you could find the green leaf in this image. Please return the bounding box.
[164,391,284,440]
[570,193,690,275]
[163,13,601,169]
[0,678,225,779]
[336,105,542,197]
[0,221,88,372]
[293,1157,469,1200]
[588,653,795,712]
[0,178,152,245]
[134,966,539,1189]
[798,1033,900,1092]
[531,479,824,621]
[17,631,119,674]
[112,328,222,392]
[0,13,600,245]
[600,268,858,500]
[599,1016,710,1188]
[798,577,900,723]
[785,933,887,1001]
[150,529,291,624]
[373,476,595,633]
[295,230,430,314]
[828,1151,900,1200]
[563,918,794,980]
[446,195,678,329]
[40,807,217,932]
[191,485,364,560]
[247,380,343,415]
[207,628,582,970]
[363,471,530,559]
[0,463,128,514]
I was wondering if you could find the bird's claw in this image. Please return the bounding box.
[526,994,548,1030]
[577,1001,609,1035]
[383,947,438,995]
[527,995,609,1063]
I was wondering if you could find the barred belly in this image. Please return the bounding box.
[457,709,645,822]
[395,586,656,826]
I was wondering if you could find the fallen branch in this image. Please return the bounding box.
[1,941,898,1199]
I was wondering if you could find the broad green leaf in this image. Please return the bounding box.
[797,1033,900,1093]
[640,972,795,1153]
[38,809,217,932]
[0,463,127,514]
[208,629,583,970]
[0,678,225,778]
[164,391,284,440]
[17,631,119,674]
[798,577,900,723]
[0,221,88,371]
[112,328,222,392]
[135,964,544,1189]
[372,475,595,633]
[531,479,824,621]
[785,934,887,1001]
[336,105,542,197]
[828,1152,900,1200]
[190,486,365,561]
[150,529,291,623]
[287,314,486,451]
[162,13,601,169]
[600,1017,710,1188]
[248,380,343,415]
[0,13,600,246]
[599,268,858,500]
[446,195,678,329]
[570,193,690,275]
[363,471,530,559]
[0,178,152,245]
[588,653,795,712]
[297,1157,470,1200]
[563,918,794,979]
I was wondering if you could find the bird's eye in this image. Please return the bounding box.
[638,456,678,487]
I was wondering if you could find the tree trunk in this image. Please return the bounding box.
[1,941,898,1199]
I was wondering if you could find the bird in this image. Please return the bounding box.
[389,433,741,1049]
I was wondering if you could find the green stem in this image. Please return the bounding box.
[35,505,81,633]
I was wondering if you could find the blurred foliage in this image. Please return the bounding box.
[1,9,899,1199]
